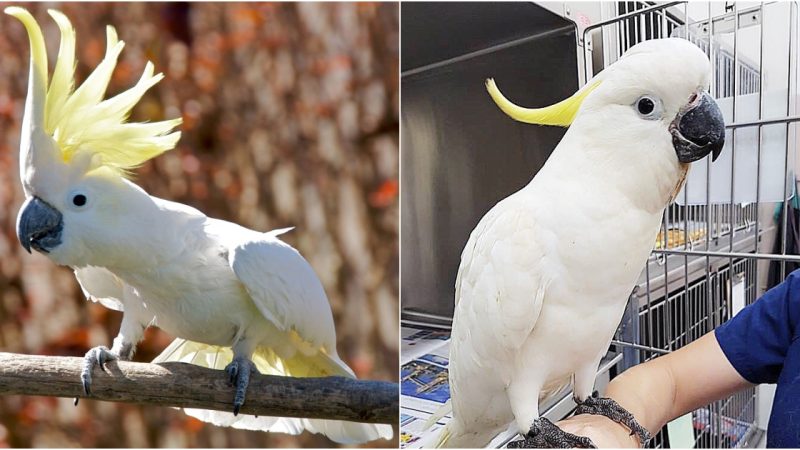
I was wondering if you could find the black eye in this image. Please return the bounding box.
[72,194,87,207]
[637,97,655,115]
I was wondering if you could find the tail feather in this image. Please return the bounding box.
[153,338,392,444]
[435,424,452,448]
[426,420,504,449]
[302,418,393,444]
[424,399,452,430]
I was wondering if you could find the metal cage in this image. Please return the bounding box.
[583,1,799,448]
[399,2,799,448]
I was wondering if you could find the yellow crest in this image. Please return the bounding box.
[5,7,182,176]
[486,78,600,127]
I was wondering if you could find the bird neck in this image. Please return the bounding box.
[532,124,684,216]
[89,184,192,273]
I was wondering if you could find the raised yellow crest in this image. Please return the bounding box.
[5,7,182,176]
[486,78,600,127]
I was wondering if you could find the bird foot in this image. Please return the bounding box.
[507,417,597,448]
[224,356,259,416]
[75,346,119,405]
[574,392,651,446]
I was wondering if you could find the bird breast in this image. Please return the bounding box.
[114,245,263,347]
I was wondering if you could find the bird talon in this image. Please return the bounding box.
[509,417,596,448]
[226,365,238,385]
[224,357,258,417]
[80,345,119,397]
[97,346,117,371]
[575,396,651,446]
[81,375,91,396]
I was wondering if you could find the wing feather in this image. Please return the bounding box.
[450,197,549,424]
[228,231,338,354]
[74,266,124,311]
[454,201,548,351]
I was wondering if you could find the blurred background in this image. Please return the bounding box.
[0,2,398,447]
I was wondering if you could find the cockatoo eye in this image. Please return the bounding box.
[73,194,86,206]
[67,190,90,210]
[634,95,662,120]
[638,98,654,114]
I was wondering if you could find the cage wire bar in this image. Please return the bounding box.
[583,1,799,448]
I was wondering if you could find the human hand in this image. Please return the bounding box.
[555,414,643,448]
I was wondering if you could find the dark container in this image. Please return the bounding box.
[401,2,579,317]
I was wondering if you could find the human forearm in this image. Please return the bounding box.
[608,333,752,436]
[555,347,680,447]
[602,349,678,438]
[558,332,752,447]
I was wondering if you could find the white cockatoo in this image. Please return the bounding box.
[8,7,392,445]
[432,38,724,448]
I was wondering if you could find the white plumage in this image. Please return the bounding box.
[8,7,392,445]
[432,38,719,447]
[71,194,392,444]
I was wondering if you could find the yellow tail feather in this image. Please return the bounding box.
[152,338,392,444]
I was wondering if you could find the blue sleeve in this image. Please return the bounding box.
[714,269,800,384]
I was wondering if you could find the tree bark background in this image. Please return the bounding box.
[0,2,398,447]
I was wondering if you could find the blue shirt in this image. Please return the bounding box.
[715,269,800,448]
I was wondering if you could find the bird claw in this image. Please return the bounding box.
[574,393,651,446]
[507,417,597,449]
[81,375,90,396]
[225,362,238,385]
[224,357,258,416]
[78,346,118,400]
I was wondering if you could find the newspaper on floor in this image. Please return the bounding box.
[401,325,452,364]
[400,322,577,448]
[401,324,453,448]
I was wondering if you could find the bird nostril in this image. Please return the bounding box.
[688,92,699,104]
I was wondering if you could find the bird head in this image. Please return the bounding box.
[8,7,182,266]
[487,38,725,206]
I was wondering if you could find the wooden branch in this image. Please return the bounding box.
[0,352,397,424]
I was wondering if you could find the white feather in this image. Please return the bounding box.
[67,200,391,444]
[152,338,393,444]
[439,38,715,447]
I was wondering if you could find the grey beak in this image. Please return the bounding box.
[16,196,63,254]
[670,91,725,163]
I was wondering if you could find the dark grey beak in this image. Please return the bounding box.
[16,196,63,254]
[669,91,725,163]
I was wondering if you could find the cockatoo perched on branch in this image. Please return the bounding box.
[432,38,724,448]
[7,7,392,444]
